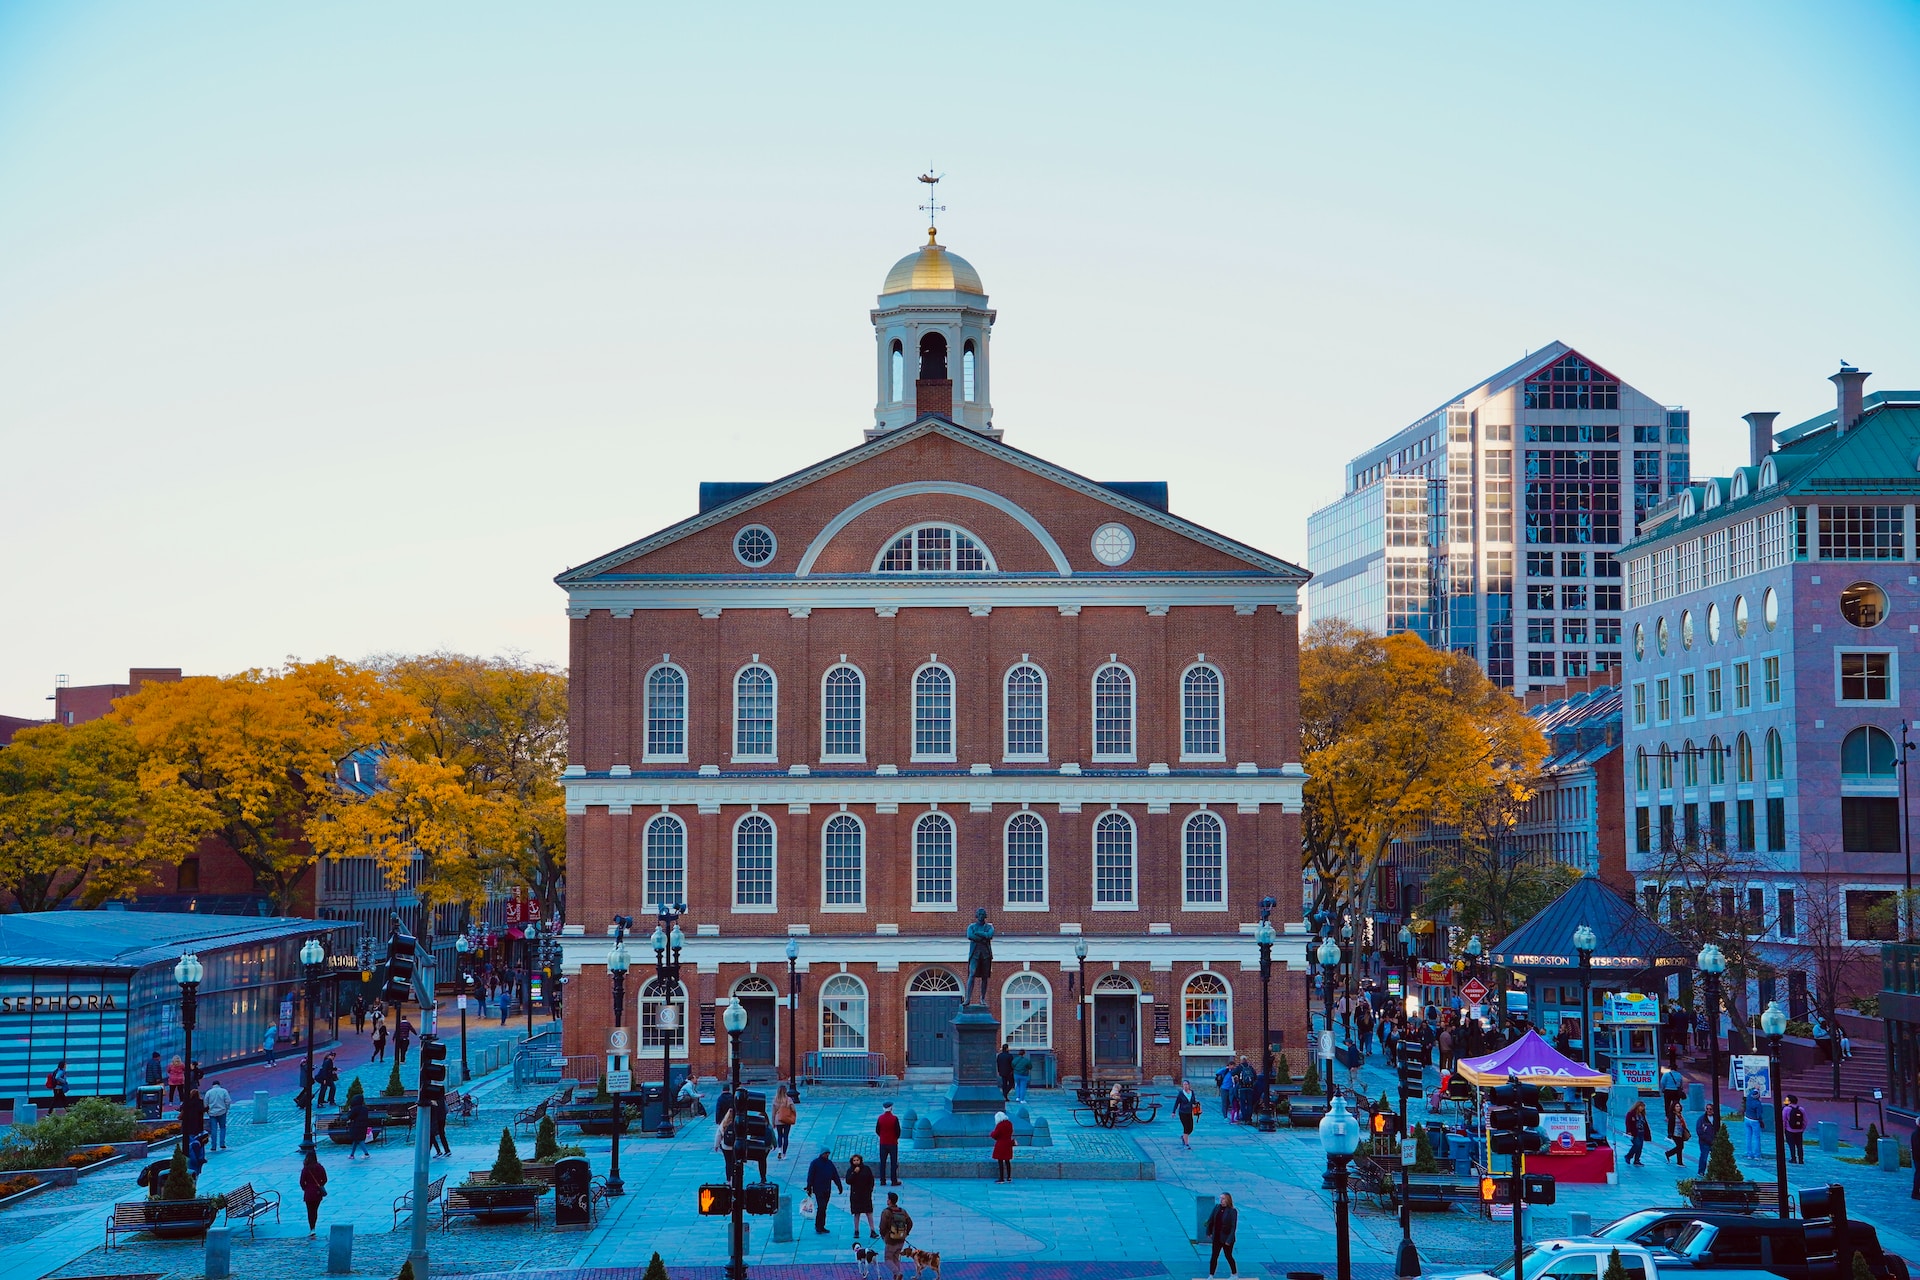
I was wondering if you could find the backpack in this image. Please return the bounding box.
[885,1208,913,1242]
[43,1072,56,1090]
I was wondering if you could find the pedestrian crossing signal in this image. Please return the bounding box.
[698,1184,731,1215]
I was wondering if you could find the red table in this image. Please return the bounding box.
[1534,1143,1616,1183]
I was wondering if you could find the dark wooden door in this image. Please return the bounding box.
[1094,995,1136,1066]
[906,995,963,1067]
[739,997,776,1065]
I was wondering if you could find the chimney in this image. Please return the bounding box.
[915,378,953,421]
[1830,363,1870,436]
[1742,411,1778,467]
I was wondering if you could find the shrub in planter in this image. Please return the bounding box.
[347,1077,365,1103]
[1864,1124,1879,1163]
[1274,1054,1292,1085]
[0,1175,39,1198]
[552,1144,587,1159]
[643,1251,669,1280]
[159,1146,197,1202]
[1676,1177,1697,1200]
[1413,1126,1441,1173]
[489,1128,524,1186]
[534,1117,560,1163]
[1301,1061,1320,1095]
[1273,1096,1292,1117]
[1705,1123,1742,1182]
[382,1058,407,1098]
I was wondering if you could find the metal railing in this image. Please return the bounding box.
[801,1051,888,1085]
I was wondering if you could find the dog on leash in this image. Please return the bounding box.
[902,1245,942,1280]
[851,1242,879,1278]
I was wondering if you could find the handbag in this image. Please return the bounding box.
[800,1196,816,1218]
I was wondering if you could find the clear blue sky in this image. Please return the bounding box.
[3,3,1917,712]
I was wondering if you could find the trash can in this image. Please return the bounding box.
[136,1086,165,1121]
[552,1156,592,1227]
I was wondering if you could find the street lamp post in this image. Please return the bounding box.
[174,953,203,1101]
[1073,936,1089,1087]
[1319,1094,1362,1280]
[1761,1001,1790,1218]
[651,906,687,1139]
[1257,907,1277,1133]
[299,937,325,1157]
[525,923,539,1039]
[1902,722,1917,941]
[722,997,750,1280]
[606,917,632,1198]
[1699,943,1727,1123]
[785,938,802,1105]
[454,933,472,1082]
[1318,937,1341,1101]
[1572,925,1596,1069]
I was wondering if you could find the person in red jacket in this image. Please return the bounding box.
[875,1102,902,1186]
[990,1109,1015,1183]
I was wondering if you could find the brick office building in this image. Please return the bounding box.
[555,229,1313,1087]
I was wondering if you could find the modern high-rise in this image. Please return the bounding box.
[1307,342,1690,693]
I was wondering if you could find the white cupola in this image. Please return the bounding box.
[869,227,997,439]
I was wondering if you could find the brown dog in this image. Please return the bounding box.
[903,1245,941,1280]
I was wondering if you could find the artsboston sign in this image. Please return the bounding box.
[0,992,120,1013]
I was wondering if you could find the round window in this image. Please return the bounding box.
[1707,602,1721,644]
[1681,610,1695,650]
[1764,587,1779,631]
[1633,623,1646,660]
[1656,616,1669,656]
[1840,581,1888,628]
[733,525,776,567]
[1734,595,1750,637]
[1091,523,1135,567]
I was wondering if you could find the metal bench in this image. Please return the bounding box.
[802,1051,888,1085]
[106,1199,218,1247]
[446,1091,477,1123]
[221,1182,281,1237]
[392,1174,448,1229]
[1687,1180,1776,1213]
[440,1189,541,1231]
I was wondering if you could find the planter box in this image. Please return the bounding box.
[0,1179,52,1210]
[131,1198,220,1240]
[451,1184,542,1222]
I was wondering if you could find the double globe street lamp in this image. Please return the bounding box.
[651,909,687,1138]
[785,937,803,1105]
[298,937,325,1157]
[1073,935,1090,1087]
[1761,1000,1790,1219]
[174,953,203,1099]
[1318,936,1341,1101]
[454,933,473,1082]
[1572,924,1597,1069]
[1698,942,1728,1121]
[722,997,750,1280]
[606,919,632,1198]
[1256,913,1277,1131]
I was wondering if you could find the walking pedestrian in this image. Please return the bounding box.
[1743,1088,1764,1159]
[346,1088,371,1160]
[1783,1095,1806,1164]
[1695,1107,1719,1176]
[300,1148,328,1235]
[46,1062,69,1108]
[1625,1100,1650,1166]
[771,1084,796,1158]
[430,1093,450,1157]
[1214,1061,1236,1123]
[1175,1078,1200,1150]
[395,1016,413,1064]
[317,1053,339,1106]
[875,1101,902,1185]
[371,1022,388,1062]
[262,1026,278,1066]
[846,1152,876,1238]
[990,1109,1015,1183]
[144,1052,165,1089]
[1012,1048,1032,1103]
[180,1087,206,1149]
[1665,1110,1689,1164]
[202,1079,232,1151]
[351,996,366,1035]
[1233,1056,1256,1125]
[1659,1063,1685,1136]
[166,1055,185,1104]
[186,1129,207,1180]
[995,1042,1014,1102]
[805,1146,842,1234]
[1204,1191,1239,1277]
[878,1192,913,1279]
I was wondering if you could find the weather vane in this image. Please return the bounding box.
[917,170,945,240]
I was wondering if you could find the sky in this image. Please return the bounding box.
[2,2,1918,714]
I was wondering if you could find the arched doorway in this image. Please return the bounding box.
[905,968,963,1070]
[1093,973,1140,1070]
[732,975,779,1069]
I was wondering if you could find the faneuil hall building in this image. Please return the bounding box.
[556,224,1313,1090]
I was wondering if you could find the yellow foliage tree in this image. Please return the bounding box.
[1300,620,1546,922]
[0,719,150,911]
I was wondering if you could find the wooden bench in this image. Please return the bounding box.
[221,1182,281,1237]
[393,1174,448,1229]
[440,1189,541,1231]
[1687,1180,1777,1212]
[105,1199,218,1247]
[466,1163,558,1188]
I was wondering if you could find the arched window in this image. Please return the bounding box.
[1842,726,1897,780]
[1093,811,1136,907]
[1708,735,1726,786]
[1657,742,1673,790]
[1765,728,1785,781]
[645,665,687,760]
[732,974,778,998]
[1004,812,1047,908]
[1736,732,1755,783]
[822,813,865,909]
[733,664,776,760]
[1093,664,1135,761]
[907,969,961,995]
[890,340,904,402]
[1183,811,1226,908]
[918,331,947,381]
[962,341,977,402]
[1635,747,1650,792]
[913,665,955,760]
[1004,664,1048,760]
[643,814,686,910]
[914,812,955,908]
[1682,739,1699,789]
[819,974,868,1052]
[733,813,776,910]
[1002,973,1050,1048]
[822,665,865,760]
[1182,972,1232,1049]
[876,524,994,572]
[1181,664,1224,760]
[640,976,688,1051]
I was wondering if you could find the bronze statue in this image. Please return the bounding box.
[965,908,994,1006]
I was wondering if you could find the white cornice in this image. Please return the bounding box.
[562,577,1301,616]
[564,772,1305,814]
[559,930,1316,974]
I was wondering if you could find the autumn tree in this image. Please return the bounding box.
[0,719,150,910]
[1300,620,1547,922]
[1637,832,1780,1033]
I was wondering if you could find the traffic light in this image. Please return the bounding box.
[418,1036,449,1106]
[1488,1076,1545,1156]
[698,1184,731,1215]
[1478,1174,1555,1204]
[741,1183,780,1215]
[1800,1184,1847,1257]
[1480,1175,1509,1203]
[1371,1109,1400,1139]
[1397,1039,1426,1099]
[379,928,418,1005]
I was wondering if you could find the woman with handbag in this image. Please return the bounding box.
[1175,1079,1200,1151]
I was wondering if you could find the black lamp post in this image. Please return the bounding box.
[174,952,202,1099]
[1318,937,1340,1101]
[1257,902,1277,1132]
[722,996,750,1280]
[1901,722,1916,941]
[606,916,632,1197]
[299,937,325,1157]
[1073,936,1089,1087]
[524,923,539,1039]
[1320,1094,1362,1280]
[1761,1000,1789,1218]
[785,937,802,1104]
[1699,942,1727,1123]
[454,932,472,1082]
[651,905,687,1138]
[1573,925,1596,1069]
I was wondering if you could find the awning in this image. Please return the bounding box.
[1455,1030,1613,1088]
[1490,875,1691,972]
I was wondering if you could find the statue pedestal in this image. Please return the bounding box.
[946,1005,1004,1115]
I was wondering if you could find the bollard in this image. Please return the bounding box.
[1817,1121,1838,1153]
[205,1226,232,1280]
[327,1223,354,1274]
[1194,1193,1214,1241]
[1570,1211,1592,1237]
[253,1091,270,1123]
[772,1190,794,1243]
[1878,1139,1900,1172]
[12,1098,34,1127]
[1031,1117,1053,1148]
[901,1108,918,1134]
[910,1115,936,1149]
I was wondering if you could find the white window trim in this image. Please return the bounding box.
[1091,661,1138,764]
[641,813,687,911]
[818,973,871,1054]
[1631,681,1648,728]
[820,663,868,763]
[910,662,958,763]
[1678,668,1697,722]
[820,812,868,912]
[642,662,690,764]
[1091,810,1138,910]
[730,812,778,914]
[1839,725,1900,795]
[1655,676,1673,726]
[1833,646,1899,706]
[1178,662,1227,763]
[732,524,778,569]
[639,977,691,1059]
[911,811,959,912]
[1181,972,1234,1050]
[731,662,779,764]
[1001,662,1050,763]
[870,522,999,574]
[1001,972,1052,1049]
[1181,810,1229,911]
[1002,810,1050,912]
[1704,664,1724,718]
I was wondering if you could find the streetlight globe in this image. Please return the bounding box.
[786,937,799,962]
[1318,1094,1362,1157]
[174,953,202,985]
[722,997,748,1034]
[1072,936,1088,961]
[1256,921,1276,947]
[669,925,686,951]
[650,926,667,954]
[1317,938,1341,968]
[1466,934,1483,958]
[1761,1001,1788,1038]
[1341,921,1353,941]
[456,934,470,954]
[1698,942,1727,974]
[300,938,325,967]
[1573,925,1596,955]
[608,941,631,974]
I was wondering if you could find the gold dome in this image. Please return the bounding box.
[881,229,985,295]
